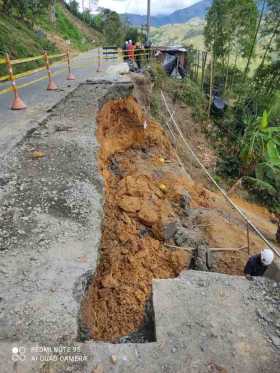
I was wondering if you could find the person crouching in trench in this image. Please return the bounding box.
[244,248,274,279]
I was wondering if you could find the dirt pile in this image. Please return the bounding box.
[81,96,195,342]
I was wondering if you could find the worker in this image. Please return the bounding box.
[244,248,274,277]
[135,42,142,69]
[123,41,129,61]
[127,40,134,61]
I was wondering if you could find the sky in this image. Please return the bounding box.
[78,0,201,16]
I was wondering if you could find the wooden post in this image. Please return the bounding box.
[5,53,26,110]
[224,52,230,93]
[247,223,250,255]
[201,51,207,93]
[196,50,200,82]
[208,49,214,118]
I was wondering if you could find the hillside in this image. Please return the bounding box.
[122,0,212,27]
[150,18,205,48]
[0,1,102,62]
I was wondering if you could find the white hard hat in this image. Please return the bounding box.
[261,248,274,266]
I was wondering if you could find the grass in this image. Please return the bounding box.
[0,2,95,77]
[150,18,205,49]
[37,3,92,51]
[149,62,208,123]
[0,13,57,77]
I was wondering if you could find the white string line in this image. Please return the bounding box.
[160,90,280,258]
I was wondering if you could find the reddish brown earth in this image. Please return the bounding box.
[81,96,192,342]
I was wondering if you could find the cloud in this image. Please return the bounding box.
[79,0,200,16]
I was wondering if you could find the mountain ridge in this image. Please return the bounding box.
[121,0,212,27]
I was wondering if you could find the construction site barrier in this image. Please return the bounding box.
[0,50,72,109]
[0,47,158,109]
[5,53,26,110]
[44,52,58,91]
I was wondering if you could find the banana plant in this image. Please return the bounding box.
[240,109,280,170]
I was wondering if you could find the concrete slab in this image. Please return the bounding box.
[153,270,280,372]
[1,270,279,372]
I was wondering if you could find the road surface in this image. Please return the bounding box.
[0,49,115,157]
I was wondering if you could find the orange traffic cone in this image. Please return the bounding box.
[47,78,58,91]
[67,72,76,81]
[11,92,26,110]
[44,52,58,91]
[5,54,27,110]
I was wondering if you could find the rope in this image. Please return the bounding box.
[160,90,280,258]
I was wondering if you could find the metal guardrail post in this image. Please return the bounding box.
[96,48,101,73]
[66,49,75,81]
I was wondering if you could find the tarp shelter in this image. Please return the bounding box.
[159,47,187,79]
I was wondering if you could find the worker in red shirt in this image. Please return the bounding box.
[127,40,134,61]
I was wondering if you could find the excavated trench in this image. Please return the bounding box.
[80,87,271,343]
[80,95,195,342]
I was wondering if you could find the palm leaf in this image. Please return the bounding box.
[243,176,277,196]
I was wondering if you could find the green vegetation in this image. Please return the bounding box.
[150,63,207,123]
[37,3,93,51]
[0,13,56,58]
[204,0,280,212]
[150,0,280,213]
[150,18,205,49]
[0,1,102,76]
[66,2,142,47]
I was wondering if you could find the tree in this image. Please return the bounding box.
[49,0,56,23]
[243,0,266,78]
[68,0,79,16]
[258,0,280,68]
[124,26,140,43]
[205,0,258,63]
[1,0,49,24]
[100,9,124,46]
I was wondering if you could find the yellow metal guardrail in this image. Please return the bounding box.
[0,51,73,109]
[0,47,159,109]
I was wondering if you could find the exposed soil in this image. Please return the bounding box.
[155,92,279,276]
[81,96,193,342]
[81,81,279,343]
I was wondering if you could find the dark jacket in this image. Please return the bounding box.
[244,254,268,276]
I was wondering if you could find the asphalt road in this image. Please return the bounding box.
[0,49,115,157]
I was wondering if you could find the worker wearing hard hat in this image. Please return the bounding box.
[244,248,274,277]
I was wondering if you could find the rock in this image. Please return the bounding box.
[92,364,104,373]
[163,222,178,240]
[98,82,134,109]
[271,335,280,348]
[195,242,209,271]
[138,201,158,226]
[101,274,118,289]
[174,227,197,247]
[180,193,191,209]
[118,196,141,213]
[111,354,117,364]
[31,151,46,159]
